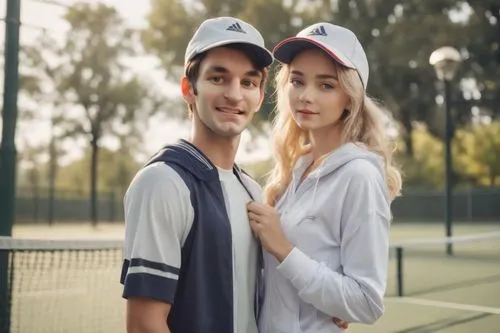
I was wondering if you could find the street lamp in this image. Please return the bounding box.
[429,46,462,256]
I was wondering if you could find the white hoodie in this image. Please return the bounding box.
[259,143,391,333]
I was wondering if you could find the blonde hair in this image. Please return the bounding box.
[264,60,402,205]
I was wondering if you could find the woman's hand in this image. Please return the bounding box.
[332,317,349,330]
[247,201,293,262]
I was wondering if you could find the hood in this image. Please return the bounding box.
[296,142,384,181]
[278,142,387,221]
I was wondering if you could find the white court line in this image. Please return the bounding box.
[18,289,86,297]
[386,297,500,315]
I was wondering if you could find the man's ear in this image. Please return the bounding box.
[181,77,195,105]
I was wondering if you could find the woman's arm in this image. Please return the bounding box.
[276,209,389,324]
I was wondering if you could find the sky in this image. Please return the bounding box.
[0,0,271,167]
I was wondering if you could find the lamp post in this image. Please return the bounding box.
[429,46,462,256]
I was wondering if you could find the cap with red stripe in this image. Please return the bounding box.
[273,23,369,90]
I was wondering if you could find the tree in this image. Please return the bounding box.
[141,0,500,159]
[22,33,70,225]
[16,138,45,222]
[454,121,500,186]
[460,1,500,118]
[55,146,141,199]
[30,2,153,225]
[373,1,500,154]
[394,125,445,189]
[325,0,472,157]
[393,121,500,189]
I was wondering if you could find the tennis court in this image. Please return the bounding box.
[2,223,125,333]
[1,221,499,333]
[351,222,500,333]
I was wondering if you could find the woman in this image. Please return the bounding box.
[247,22,402,332]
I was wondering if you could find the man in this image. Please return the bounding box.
[120,17,273,333]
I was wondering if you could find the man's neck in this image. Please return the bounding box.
[190,132,240,170]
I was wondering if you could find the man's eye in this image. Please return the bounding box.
[209,77,224,84]
[242,79,257,88]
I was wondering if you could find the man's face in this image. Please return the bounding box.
[185,47,265,138]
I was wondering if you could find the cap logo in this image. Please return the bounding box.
[307,26,327,36]
[226,22,246,34]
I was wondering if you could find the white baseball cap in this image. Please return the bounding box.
[185,17,273,68]
[273,23,369,89]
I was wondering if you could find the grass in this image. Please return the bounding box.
[5,221,500,333]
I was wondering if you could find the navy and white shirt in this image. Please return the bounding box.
[121,139,263,333]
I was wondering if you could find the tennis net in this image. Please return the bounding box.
[1,231,499,332]
[387,231,500,300]
[0,236,124,333]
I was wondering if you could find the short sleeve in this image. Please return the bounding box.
[120,162,194,304]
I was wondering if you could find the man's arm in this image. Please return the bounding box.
[127,298,171,333]
[121,163,193,333]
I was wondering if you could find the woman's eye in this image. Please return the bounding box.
[290,79,303,87]
[321,83,334,90]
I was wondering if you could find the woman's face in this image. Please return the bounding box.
[287,48,350,134]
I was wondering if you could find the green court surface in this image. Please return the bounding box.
[351,222,500,333]
[4,222,500,333]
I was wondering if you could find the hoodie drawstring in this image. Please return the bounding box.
[305,154,330,218]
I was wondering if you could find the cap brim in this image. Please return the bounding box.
[273,37,355,69]
[193,39,274,68]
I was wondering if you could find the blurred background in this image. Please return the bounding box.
[2,0,500,226]
[0,0,499,332]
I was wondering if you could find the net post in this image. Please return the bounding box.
[0,251,12,333]
[396,246,404,297]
